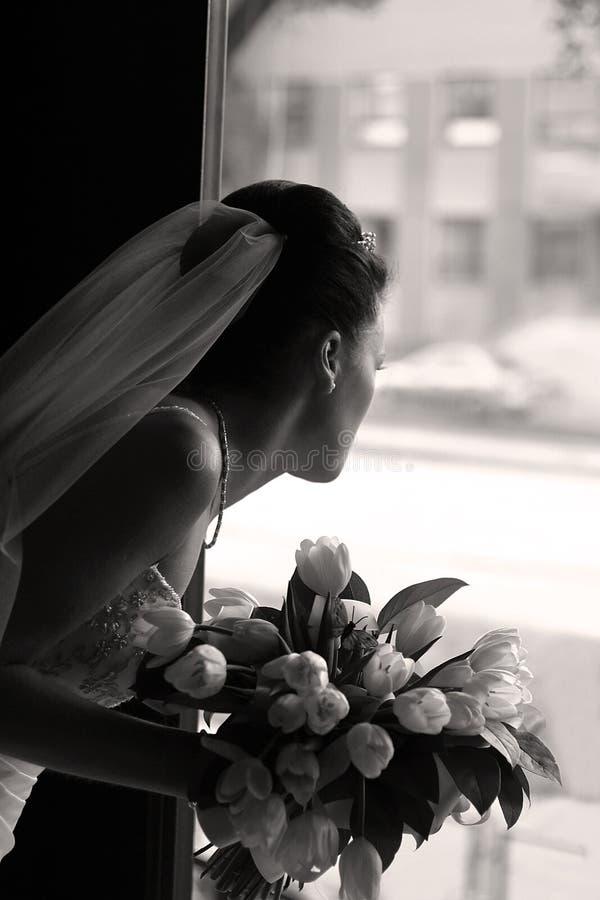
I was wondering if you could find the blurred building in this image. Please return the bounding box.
[226,0,600,357]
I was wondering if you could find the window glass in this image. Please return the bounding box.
[532,77,600,148]
[531,221,584,282]
[437,219,486,281]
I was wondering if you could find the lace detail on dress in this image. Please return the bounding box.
[30,565,182,708]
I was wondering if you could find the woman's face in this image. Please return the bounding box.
[297,309,386,482]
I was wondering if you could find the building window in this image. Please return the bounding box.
[437,219,486,281]
[285,82,315,148]
[532,77,600,148]
[441,79,500,148]
[531,221,584,282]
[347,74,407,149]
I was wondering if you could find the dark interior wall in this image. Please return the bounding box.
[1,5,209,898]
[10,3,208,346]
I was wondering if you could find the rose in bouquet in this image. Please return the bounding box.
[133,536,560,900]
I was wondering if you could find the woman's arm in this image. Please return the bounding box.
[0,663,200,799]
[0,408,221,792]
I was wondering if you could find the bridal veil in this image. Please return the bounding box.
[0,201,284,648]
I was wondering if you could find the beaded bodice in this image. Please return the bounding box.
[29,565,182,708]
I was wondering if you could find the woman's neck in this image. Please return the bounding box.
[167,383,308,511]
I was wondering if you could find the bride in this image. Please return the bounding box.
[0,179,388,863]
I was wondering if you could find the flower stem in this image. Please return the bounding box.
[278,634,293,655]
[360,775,366,836]
[194,624,234,636]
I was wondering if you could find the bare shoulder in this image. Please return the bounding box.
[0,406,222,663]
[131,405,223,510]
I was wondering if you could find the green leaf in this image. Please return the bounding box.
[377,578,468,630]
[317,735,351,790]
[337,647,378,686]
[482,722,521,768]
[411,649,474,688]
[382,750,439,804]
[497,757,525,829]
[438,748,501,816]
[513,730,562,785]
[251,606,282,627]
[349,775,405,870]
[513,765,531,804]
[338,685,382,723]
[339,570,371,605]
[281,570,313,651]
[411,635,443,663]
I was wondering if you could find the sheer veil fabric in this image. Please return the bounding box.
[0,201,284,648]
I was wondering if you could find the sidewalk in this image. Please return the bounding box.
[354,420,600,476]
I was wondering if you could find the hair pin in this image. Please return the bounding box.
[357,231,376,253]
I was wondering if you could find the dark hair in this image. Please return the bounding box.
[178,180,389,394]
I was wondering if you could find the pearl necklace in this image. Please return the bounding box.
[202,396,229,549]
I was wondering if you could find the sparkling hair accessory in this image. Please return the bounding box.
[357,231,376,253]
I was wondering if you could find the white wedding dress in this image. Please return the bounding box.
[0,559,183,861]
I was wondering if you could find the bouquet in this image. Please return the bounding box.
[133,537,560,900]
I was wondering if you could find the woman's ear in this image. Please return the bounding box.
[318,329,342,392]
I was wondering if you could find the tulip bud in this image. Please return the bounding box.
[284,651,329,695]
[295,536,352,599]
[304,684,350,735]
[204,587,258,620]
[469,628,525,674]
[275,811,338,882]
[464,671,523,726]
[164,644,227,698]
[362,645,415,698]
[216,758,273,806]
[132,607,196,668]
[391,602,445,658]
[230,619,282,660]
[230,793,287,851]
[444,691,486,735]
[275,743,319,806]
[347,723,394,778]
[427,660,474,688]
[339,837,382,900]
[392,688,451,734]
[268,693,307,733]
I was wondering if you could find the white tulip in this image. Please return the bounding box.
[362,645,415,698]
[393,688,451,734]
[390,602,446,658]
[304,684,350,735]
[204,587,258,620]
[295,536,352,599]
[347,723,394,778]
[132,607,196,669]
[164,644,227,699]
[339,837,382,900]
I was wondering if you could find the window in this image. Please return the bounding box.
[532,77,600,148]
[437,219,486,281]
[531,220,584,282]
[441,79,500,148]
[347,74,407,148]
[284,82,315,148]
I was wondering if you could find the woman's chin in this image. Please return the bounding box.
[290,462,345,484]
